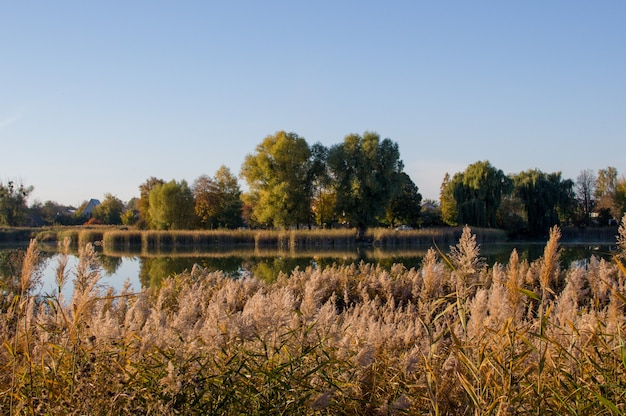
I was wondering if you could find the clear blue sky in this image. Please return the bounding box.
[2,1,625,206]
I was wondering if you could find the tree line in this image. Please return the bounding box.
[2,131,625,237]
[130,131,420,237]
[440,161,626,237]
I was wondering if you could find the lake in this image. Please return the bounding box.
[0,242,618,298]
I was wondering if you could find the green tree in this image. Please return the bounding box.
[496,195,527,237]
[92,194,124,225]
[327,131,404,237]
[148,180,196,230]
[595,166,618,198]
[0,180,33,226]
[440,172,459,226]
[121,198,138,226]
[213,166,243,229]
[311,188,336,228]
[309,142,331,228]
[512,169,575,237]
[441,161,510,228]
[29,200,73,226]
[193,166,243,229]
[444,161,509,228]
[193,174,219,227]
[615,177,626,220]
[595,166,620,220]
[120,210,137,226]
[240,131,317,228]
[385,172,422,228]
[137,177,165,229]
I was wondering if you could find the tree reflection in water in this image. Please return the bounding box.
[3,242,618,292]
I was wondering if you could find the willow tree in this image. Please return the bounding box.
[327,131,404,238]
[240,131,317,228]
[512,169,575,236]
[148,180,196,230]
[137,177,165,229]
[442,161,509,228]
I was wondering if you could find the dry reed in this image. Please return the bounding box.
[1,220,626,414]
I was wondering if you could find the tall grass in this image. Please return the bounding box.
[369,226,507,248]
[103,228,356,254]
[2,219,626,414]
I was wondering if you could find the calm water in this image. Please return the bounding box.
[0,242,618,297]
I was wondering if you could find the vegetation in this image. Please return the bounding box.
[240,131,322,229]
[440,163,608,238]
[91,193,125,225]
[2,218,626,414]
[440,161,509,229]
[327,132,407,238]
[575,169,596,225]
[148,180,196,230]
[0,180,32,226]
[137,177,166,228]
[193,166,243,230]
[382,172,422,228]
[512,169,576,237]
[4,129,626,237]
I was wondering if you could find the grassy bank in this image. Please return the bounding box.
[0,227,36,243]
[2,221,626,414]
[0,225,618,252]
[368,226,507,248]
[34,226,504,253]
[101,227,503,254]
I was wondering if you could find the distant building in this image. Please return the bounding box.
[81,199,101,218]
[421,201,439,211]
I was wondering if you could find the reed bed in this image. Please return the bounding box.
[287,228,358,249]
[0,228,34,243]
[55,226,115,248]
[103,229,259,254]
[369,226,507,248]
[55,228,80,246]
[2,219,626,414]
[102,230,143,253]
[102,229,357,254]
[77,229,104,248]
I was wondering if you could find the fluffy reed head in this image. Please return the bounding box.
[539,226,561,294]
[19,239,41,295]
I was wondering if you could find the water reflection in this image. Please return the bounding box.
[0,244,55,288]
[114,243,618,286]
[1,242,619,294]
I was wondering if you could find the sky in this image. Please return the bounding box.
[2,1,625,206]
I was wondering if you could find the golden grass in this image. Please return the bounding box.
[102,228,358,254]
[99,227,501,254]
[368,226,507,248]
[2,219,626,414]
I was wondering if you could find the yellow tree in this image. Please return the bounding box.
[148,180,196,230]
[240,131,316,228]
